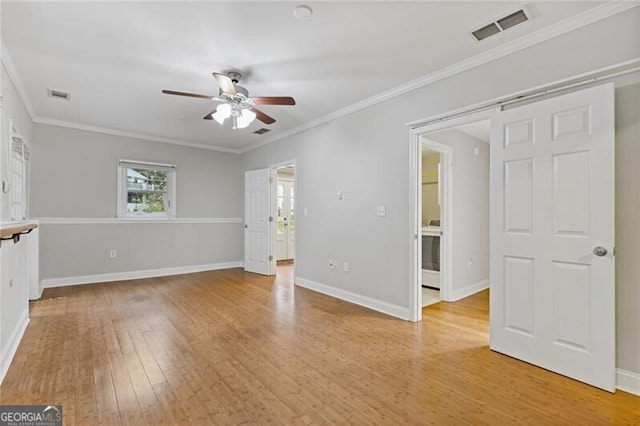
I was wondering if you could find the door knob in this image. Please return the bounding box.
[593,246,607,257]
[244,224,248,229]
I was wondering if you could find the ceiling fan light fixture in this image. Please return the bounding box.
[213,103,232,124]
[236,108,257,129]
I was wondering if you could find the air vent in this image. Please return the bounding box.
[47,89,71,101]
[253,128,271,135]
[497,10,529,30]
[471,8,531,42]
[472,23,501,41]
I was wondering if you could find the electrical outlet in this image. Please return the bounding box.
[110,250,117,259]
[377,205,386,217]
[343,262,350,272]
[467,258,473,269]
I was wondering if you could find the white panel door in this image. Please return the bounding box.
[275,179,295,261]
[244,168,273,275]
[490,83,615,391]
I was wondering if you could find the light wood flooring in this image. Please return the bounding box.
[1,265,638,424]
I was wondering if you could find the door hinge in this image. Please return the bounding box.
[268,216,273,222]
[269,255,273,261]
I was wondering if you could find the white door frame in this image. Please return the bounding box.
[270,159,297,277]
[409,109,496,322]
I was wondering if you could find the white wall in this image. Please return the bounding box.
[425,130,490,296]
[31,124,244,282]
[0,60,34,382]
[241,9,640,376]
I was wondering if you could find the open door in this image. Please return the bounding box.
[244,168,274,275]
[490,83,615,391]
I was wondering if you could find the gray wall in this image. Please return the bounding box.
[425,130,490,295]
[31,124,244,280]
[241,11,640,375]
[614,83,640,374]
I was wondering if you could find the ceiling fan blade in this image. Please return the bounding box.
[212,72,237,96]
[252,96,296,106]
[203,109,217,120]
[250,107,276,125]
[162,89,215,100]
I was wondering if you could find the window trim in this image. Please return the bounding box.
[117,159,176,219]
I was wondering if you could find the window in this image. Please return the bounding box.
[117,160,176,218]
[10,122,29,221]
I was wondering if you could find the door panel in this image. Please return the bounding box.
[490,83,615,392]
[244,168,273,275]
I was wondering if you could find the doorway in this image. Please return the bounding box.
[275,165,296,263]
[417,117,491,312]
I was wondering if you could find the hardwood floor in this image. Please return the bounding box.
[1,265,638,424]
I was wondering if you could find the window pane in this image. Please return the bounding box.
[277,184,284,197]
[290,186,295,199]
[126,167,168,214]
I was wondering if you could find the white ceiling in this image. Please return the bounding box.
[2,1,605,153]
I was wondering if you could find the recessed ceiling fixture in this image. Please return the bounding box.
[471,8,531,41]
[47,88,71,101]
[253,128,271,135]
[162,71,296,130]
[293,4,313,20]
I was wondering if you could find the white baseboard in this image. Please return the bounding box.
[617,368,640,395]
[0,309,30,385]
[41,261,244,288]
[295,276,411,321]
[450,279,489,302]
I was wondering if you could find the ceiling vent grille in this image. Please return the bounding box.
[47,89,71,101]
[253,128,271,135]
[471,8,531,41]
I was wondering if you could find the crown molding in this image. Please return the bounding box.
[33,117,242,154]
[1,43,37,121]
[239,1,639,153]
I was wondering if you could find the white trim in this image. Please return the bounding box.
[295,276,411,321]
[4,4,637,155]
[616,369,640,396]
[29,285,44,302]
[36,217,243,225]
[119,158,177,169]
[41,261,244,289]
[239,2,638,153]
[450,279,490,302]
[117,160,177,218]
[0,309,30,385]
[33,117,242,154]
[0,44,37,121]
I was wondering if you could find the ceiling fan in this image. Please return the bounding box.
[162,71,295,129]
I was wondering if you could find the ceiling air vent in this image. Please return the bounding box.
[253,128,271,135]
[47,89,71,101]
[471,8,531,42]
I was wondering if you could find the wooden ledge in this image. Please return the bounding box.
[0,222,38,239]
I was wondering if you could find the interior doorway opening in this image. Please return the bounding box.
[413,111,492,320]
[275,165,296,265]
